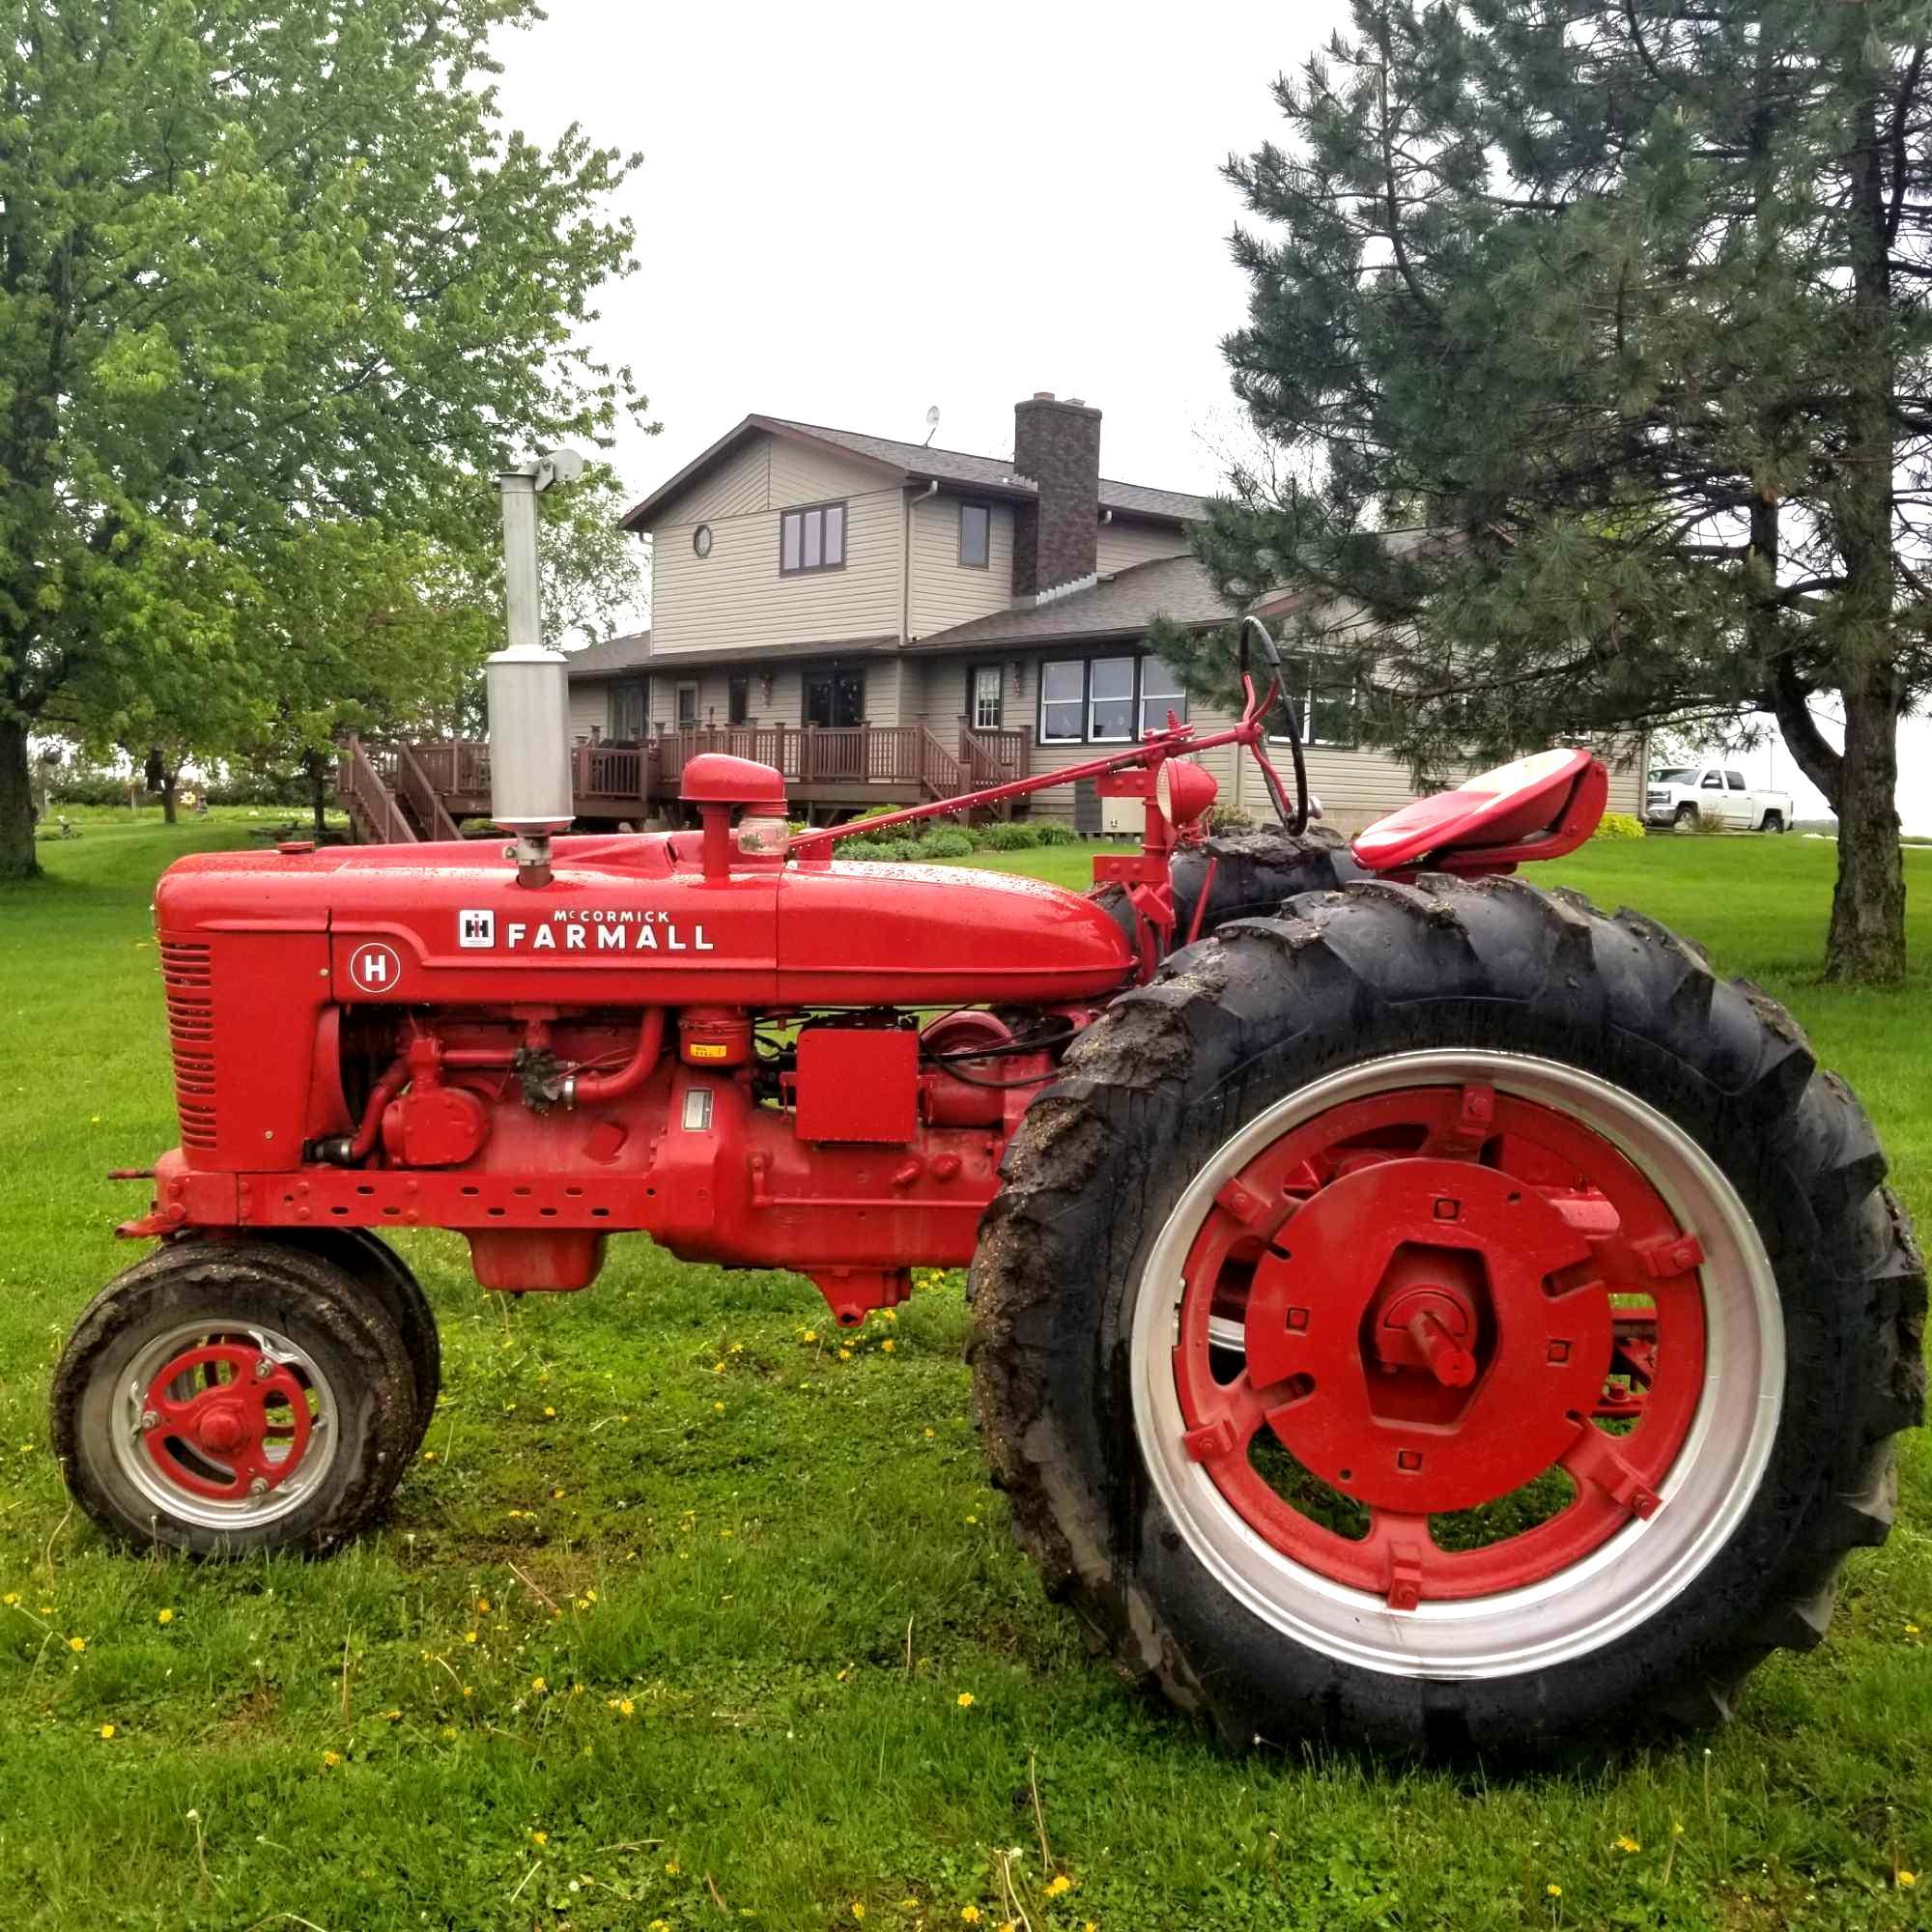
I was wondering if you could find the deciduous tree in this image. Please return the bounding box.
[0,0,650,878]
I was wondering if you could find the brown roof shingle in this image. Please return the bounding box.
[915,554,1234,651]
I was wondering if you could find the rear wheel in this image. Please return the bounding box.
[1763,810,1786,834]
[970,876,1923,1752]
[51,1238,418,1554]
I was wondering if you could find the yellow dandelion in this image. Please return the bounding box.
[651,1921,671,1932]
[665,1859,681,1875]
[923,1428,935,1439]
[98,1723,115,1740]
[961,1912,981,1926]
[67,1636,85,1653]
[585,1589,597,1602]
[552,1487,565,1498]
[1043,1875,1072,1897]
[460,1686,473,1699]
[956,1691,975,1708]
[441,1726,457,1740]
[530,1830,548,1846]
[463,1630,478,1645]
[901,1900,921,1912]
[575,1597,590,1610]
[1907,1623,1922,1636]
[838,1348,853,1362]
[2,1592,18,1606]
[544,1406,556,1417]
[882,1339,895,1353]
[156,1608,174,1625]
[322,1750,342,1768]
[712,1362,725,1376]
[853,1907,867,1921]
[619,1697,635,1718]
[385,1709,402,1721]
[1546,1883,1561,1898]
[476,1598,491,1613]
[1899,1871,1918,1889]
[1615,1834,1640,1853]
[531,1676,547,1691]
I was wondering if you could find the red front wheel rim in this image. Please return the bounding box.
[1170,1079,1708,1606]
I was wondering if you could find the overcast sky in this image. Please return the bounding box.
[492,0,1928,833]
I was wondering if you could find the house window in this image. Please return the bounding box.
[727,673,751,726]
[1038,654,1198,746]
[969,664,1004,731]
[781,501,846,575]
[1088,657,1135,742]
[1138,657,1189,736]
[1039,660,1085,743]
[608,681,647,743]
[1270,655,1358,748]
[675,682,699,727]
[804,667,865,728]
[958,501,991,569]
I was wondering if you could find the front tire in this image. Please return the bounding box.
[970,876,1922,1753]
[51,1238,419,1555]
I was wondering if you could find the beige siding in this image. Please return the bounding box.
[567,681,609,742]
[766,439,894,507]
[909,495,1016,639]
[649,486,905,657]
[1096,519,1189,575]
[668,439,772,524]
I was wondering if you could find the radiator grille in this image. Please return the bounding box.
[159,941,217,1152]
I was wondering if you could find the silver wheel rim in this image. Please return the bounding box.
[111,1320,340,1532]
[1129,1049,1784,1681]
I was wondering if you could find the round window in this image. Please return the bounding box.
[693,524,713,558]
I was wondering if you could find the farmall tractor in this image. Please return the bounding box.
[51,560,1924,1753]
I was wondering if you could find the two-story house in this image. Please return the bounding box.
[559,393,1644,832]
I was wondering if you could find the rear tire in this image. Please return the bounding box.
[51,1238,419,1555]
[1763,810,1786,834]
[970,875,1923,1753]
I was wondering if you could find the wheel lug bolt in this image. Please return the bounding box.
[248,1477,269,1496]
[140,1408,158,1430]
[252,1357,271,1379]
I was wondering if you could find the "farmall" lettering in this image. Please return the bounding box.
[504,910,716,953]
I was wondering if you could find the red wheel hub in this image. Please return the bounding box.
[140,1341,315,1501]
[1173,1082,1706,1606]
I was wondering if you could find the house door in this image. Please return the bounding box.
[804,668,865,728]
[608,681,647,743]
[969,664,1004,732]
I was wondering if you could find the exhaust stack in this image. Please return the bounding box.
[489,452,584,886]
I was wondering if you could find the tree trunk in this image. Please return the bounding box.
[0,718,41,882]
[1825,676,1906,982]
[159,768,178,826]
[304,750,328,838]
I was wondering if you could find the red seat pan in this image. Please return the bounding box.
[679,753,787,810]
[1351,748,1608,873]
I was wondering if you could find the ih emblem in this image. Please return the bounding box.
[458,908,496,949]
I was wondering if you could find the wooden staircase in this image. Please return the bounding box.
[337,736,463,845]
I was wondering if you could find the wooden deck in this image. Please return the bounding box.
[338,724,1029,841]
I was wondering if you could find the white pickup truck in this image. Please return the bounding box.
[1644,763,1792,833]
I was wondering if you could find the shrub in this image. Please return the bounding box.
[1032,822,1077,845]
[849,838,925,862]
[1592,810,1646,841]
[976,822,1041,851]
[914,829,974,858]
[1693,804,1730,836]
[1206,804,1257,833]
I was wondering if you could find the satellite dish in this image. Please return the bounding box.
[534,446,587,491]
[923,405,940,447]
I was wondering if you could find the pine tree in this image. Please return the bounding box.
[1192,0,1932,981]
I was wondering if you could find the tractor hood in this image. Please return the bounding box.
[154,832,1134,1009]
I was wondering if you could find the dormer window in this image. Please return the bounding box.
[781,501,846,575]
[958,500,991,569]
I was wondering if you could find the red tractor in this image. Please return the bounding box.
[52,628,1923,1755]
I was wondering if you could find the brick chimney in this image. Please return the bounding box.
[1011,392,1101,600]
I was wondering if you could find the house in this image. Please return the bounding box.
[563,394,1642,834]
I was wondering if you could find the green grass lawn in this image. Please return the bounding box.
[0,820,1926,1931]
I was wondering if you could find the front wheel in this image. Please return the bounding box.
[51,1239,420,1555]
[970,876,1923,1753]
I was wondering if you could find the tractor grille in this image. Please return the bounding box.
[159,941,217,1153]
